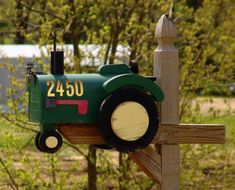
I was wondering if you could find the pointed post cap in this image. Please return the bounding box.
[155,14,177,40]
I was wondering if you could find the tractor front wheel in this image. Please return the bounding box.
[35,131,62,153]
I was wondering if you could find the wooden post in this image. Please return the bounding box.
[154,14,180,189]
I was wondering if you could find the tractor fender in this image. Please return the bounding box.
[102,74,164,102]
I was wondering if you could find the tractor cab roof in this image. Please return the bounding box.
[97,64,131,75]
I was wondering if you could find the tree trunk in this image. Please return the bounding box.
[88,145,97,190]
[71,33,82,73]
[129,49,137,61]
[15,0,35,44]
[109,32,119,65]
[15,0,25,43]
[104,37,112,65]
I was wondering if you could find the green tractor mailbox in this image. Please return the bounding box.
[28,49,164,153]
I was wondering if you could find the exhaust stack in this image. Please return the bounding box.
[50,32,64,75]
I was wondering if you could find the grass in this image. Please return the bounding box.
[210,115,235,142]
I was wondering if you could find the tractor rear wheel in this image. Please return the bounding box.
[98,88,159,152]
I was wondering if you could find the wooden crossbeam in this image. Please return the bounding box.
[154,124,225,144]
[58,123,225,145]
[128,146,162,183]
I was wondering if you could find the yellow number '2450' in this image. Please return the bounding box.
[47,80,84,97]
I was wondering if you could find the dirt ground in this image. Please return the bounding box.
[195,97,235,115]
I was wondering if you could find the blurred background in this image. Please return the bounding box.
[0,0,234,189]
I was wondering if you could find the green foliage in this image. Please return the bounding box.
[200,81,231,96]
[181,115,235,190]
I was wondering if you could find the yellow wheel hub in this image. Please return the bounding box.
[45,136,58,148]
[111,101,149,141]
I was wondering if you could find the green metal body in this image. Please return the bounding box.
[29,73,109,123]
[103,74,164,102]
[28,64,164,132]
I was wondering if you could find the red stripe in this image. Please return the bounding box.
[55,100,88,115]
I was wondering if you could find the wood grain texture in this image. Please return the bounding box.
[160,145,180,189]
[154,14,180,190]
[58,124,105,144]
[154,124,225,144]
[111,101,149,141]
[128,146,162,183]
[58,123,225,145]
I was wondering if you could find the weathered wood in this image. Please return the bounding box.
[58,123,225,145]
[154,14,180,190]
[160,145,180,188]
[128,146,162,183]
[154,124,225,144]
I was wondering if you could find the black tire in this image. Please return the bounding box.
[34,132,43,152]
[37,131,63,154]
[98,88,159,152]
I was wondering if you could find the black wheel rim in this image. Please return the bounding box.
[38,131,63,154]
